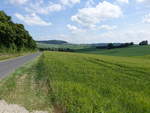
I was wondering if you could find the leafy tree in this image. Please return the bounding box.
[107,43,114,49]
[0,10,36,52]
[139,40,148,46]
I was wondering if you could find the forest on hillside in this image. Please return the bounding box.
[0,11,36,52]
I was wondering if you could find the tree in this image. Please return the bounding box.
[107,43,114,49]
[0,10,36,51]
[139,40,148,46]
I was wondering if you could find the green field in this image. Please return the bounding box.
[37,52,150,113]
[1,47,150,113]
[77,45,150,57]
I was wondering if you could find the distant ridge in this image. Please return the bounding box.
[37,40,68,44]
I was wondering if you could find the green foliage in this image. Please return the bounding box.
[107,43,114,49]
[139,40,148,46]
[0,10,36,52]
[38,52,150,113]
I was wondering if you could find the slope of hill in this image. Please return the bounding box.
[37,42,91,50]
[37,42,150,57]
[77,45,150,57]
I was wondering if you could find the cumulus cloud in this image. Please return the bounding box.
[25,1,62,15]
[117,0,129,4]
[67,24,85,33]
[71,1,122,28]
[143,13,150,23]
[15,13,52,26]
[99,29,150,43]
[60,0,80,6]
[9,0,28,5]
[69,29,150,44]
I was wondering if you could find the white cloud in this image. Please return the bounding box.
[98,25,117,30]
[25,2,62,15]
[70,29,150,44]
[67,24,85,33]
[99,29,150,43]
[143,13,150,23]
[117,0,129,4]
[71,1,122,28]
[60,0,80,6]
[15,13,52,26]
[9,0,28,5]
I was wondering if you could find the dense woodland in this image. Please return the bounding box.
[0,11,36,52]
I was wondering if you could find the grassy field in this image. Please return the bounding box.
[37,52,150,113]
[0,50,150,113]
[77,45,150,57]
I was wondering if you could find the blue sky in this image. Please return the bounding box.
[1,0,150,44]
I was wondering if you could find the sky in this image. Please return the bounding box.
[0,0,150,44]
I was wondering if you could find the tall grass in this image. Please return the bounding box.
[0,46,37,61]
[38,52,150,113]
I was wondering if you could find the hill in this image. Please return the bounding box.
[37,40,68,44]
[77,45,150,57]
[37,42,150,57]
[37,42,91,50]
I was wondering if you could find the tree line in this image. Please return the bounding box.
[0,11,36,52]
[96,42,134,49]
[39,47,74,52]
[97,40,148,49]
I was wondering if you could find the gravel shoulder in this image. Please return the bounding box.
[0,100,48,113]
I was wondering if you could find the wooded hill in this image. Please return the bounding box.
[0,11,36,52]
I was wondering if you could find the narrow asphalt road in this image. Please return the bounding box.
[0,53,40,79]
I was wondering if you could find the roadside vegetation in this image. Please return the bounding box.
[0,57,52,112]
[0,11,37,60]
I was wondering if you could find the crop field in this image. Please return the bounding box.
[37,51,150,113]
[77,45,150,57]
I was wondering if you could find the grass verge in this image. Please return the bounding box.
[0,57,52,113]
